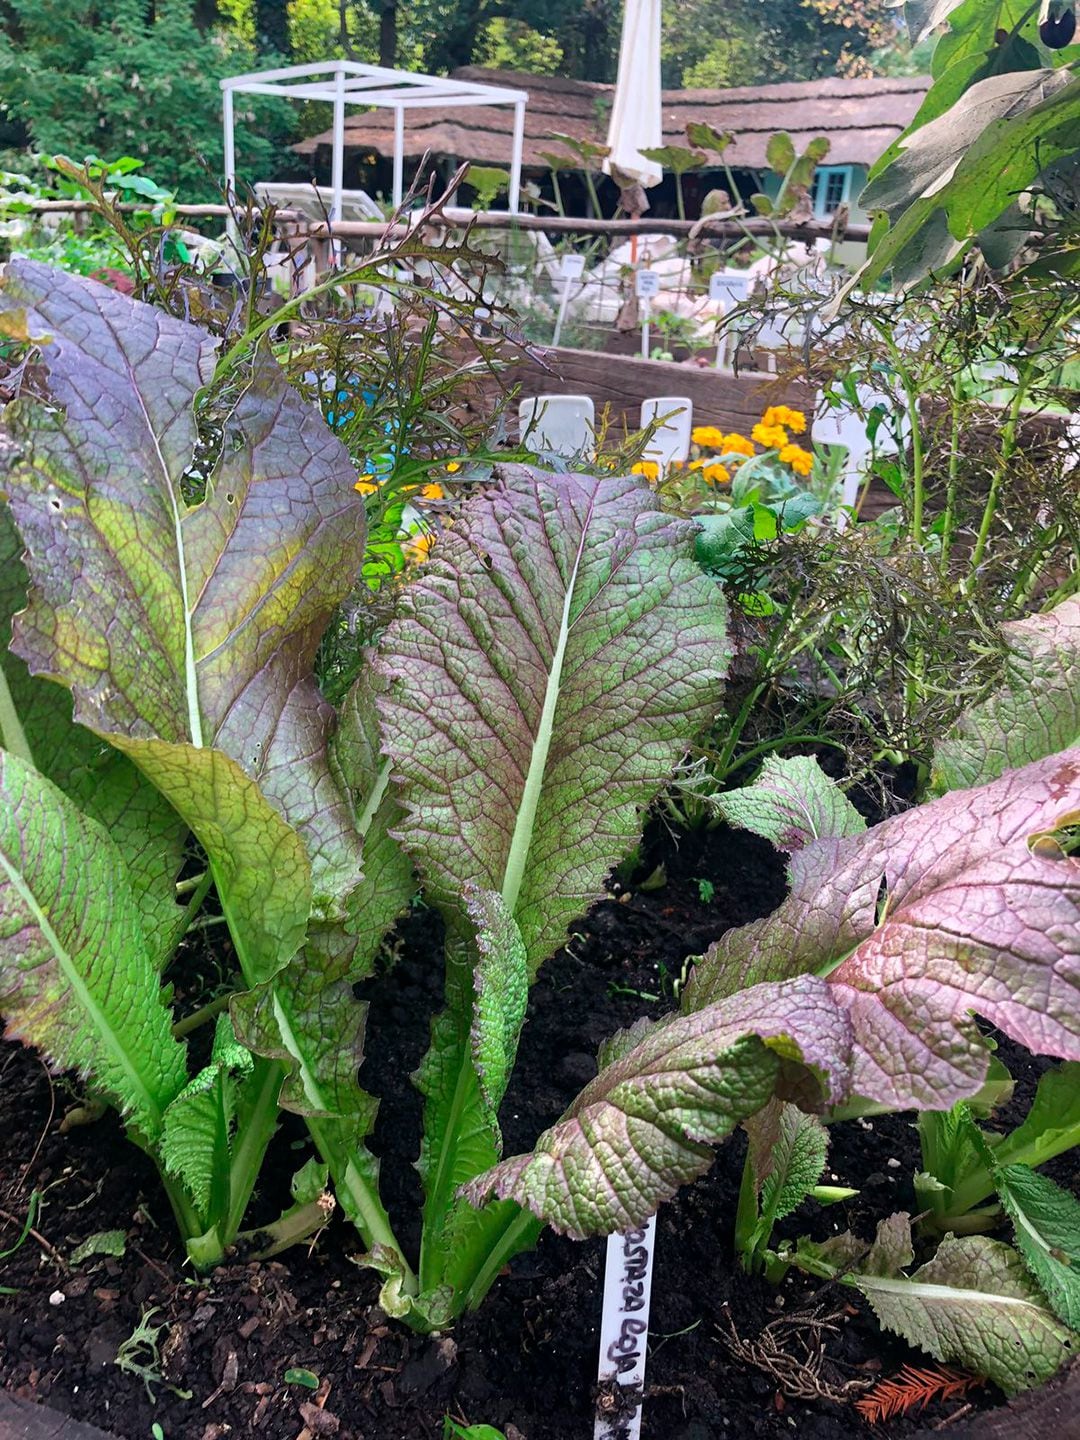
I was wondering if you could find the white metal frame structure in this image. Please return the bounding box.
[221,61,529,220]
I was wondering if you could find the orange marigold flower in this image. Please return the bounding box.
[406,532,436,563]
[720,432,755,457]
[354,475,378,495]
[751,422,788,450]
[702,462,731,485]
[446,460,462,473]
[420,482,445,501]
[762,405,807,434]
[691,425,724,449]
[779,443,814,477]
[631,460,660,481]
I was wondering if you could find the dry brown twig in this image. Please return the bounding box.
[717,1303,873,1405]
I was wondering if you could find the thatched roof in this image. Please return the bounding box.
[293,67,929,171]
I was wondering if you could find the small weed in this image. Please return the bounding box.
[115,1309,191,1403]
[696,878,716,904]
[0,1191,42,1295]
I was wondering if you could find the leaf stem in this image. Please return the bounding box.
[223,1057,283,1243]
[459,1206,543,1313]
[171,990,234,1040]
[0,663,34,768]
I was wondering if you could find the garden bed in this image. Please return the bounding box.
[2,814,1074,1440]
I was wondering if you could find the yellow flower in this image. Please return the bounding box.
[406,532,436,563]
[354,475,378,495]
[691,425,724,449]
[631,460,660,482]
[720,432,755,458]
[751,422,788,450]
[702,462,731,485]
[780,443,814,477]
[446,460,462,473]
[762,405,807,434]
[420,482,444,501]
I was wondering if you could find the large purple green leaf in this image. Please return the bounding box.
[376,464,730,977]
[464,975,850,1238]
[469,755,1080,1241]
[376,465,729,1293]
[934,598,1080,792]
[0,261,369,980]
[0,506,189,965]
[683,752,1080,1107]
[0,751,187,1143]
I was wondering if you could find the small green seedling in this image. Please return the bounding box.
[443,1418,507,1440]
[284,1368,320,1390]
[696,878,715,904]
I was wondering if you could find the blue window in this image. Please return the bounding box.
[812,165,852,218]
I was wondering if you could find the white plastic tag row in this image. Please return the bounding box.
[594,1216,656,1440]
[635,270,661,299]
[560,252,586,280]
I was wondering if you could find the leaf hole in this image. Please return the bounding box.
[225,492,235,504]
[874,874,889,926]
[49,498,62,511]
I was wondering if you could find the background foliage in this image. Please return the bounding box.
[0,0,922,197]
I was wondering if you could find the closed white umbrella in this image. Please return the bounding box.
[603,0,664,190]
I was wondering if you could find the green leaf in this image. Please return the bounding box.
[852,68,1080,289]
[746,1102,829,1256]
[0,752,187,1142]
[0,506,188,966]
[714,756,866,852]
[933,598,1080,791]
[637,145,707,175]
[995,1064,1080,1173]
[465,974,851,1238]
[284,1368,319,1389]
[161,1014,254,1226]
[766,132,796,174]
[70,1230,127,1264]
[863,1212,915,1277]
[854,1235,1074,1394]
[995,1164,1080,1327]
[685,122,733,155]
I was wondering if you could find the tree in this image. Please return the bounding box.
[665,0,900,88]
[0,0,293,199]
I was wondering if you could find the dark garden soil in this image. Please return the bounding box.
[2,815,1078,1440]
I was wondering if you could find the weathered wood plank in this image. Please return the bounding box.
[912,1361,1080,1440]
[0,1394,119,1440]
[501,345,816,436]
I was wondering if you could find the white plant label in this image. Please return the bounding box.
[635,270,661,299]
[560,252,586,280]
[594,1217,656,1440]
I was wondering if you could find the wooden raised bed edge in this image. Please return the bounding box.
[4,1359,1080,1440]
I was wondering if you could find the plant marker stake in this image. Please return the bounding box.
[553,252,585,348]
[594,1216,656,1440]
[636,270,660,360]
